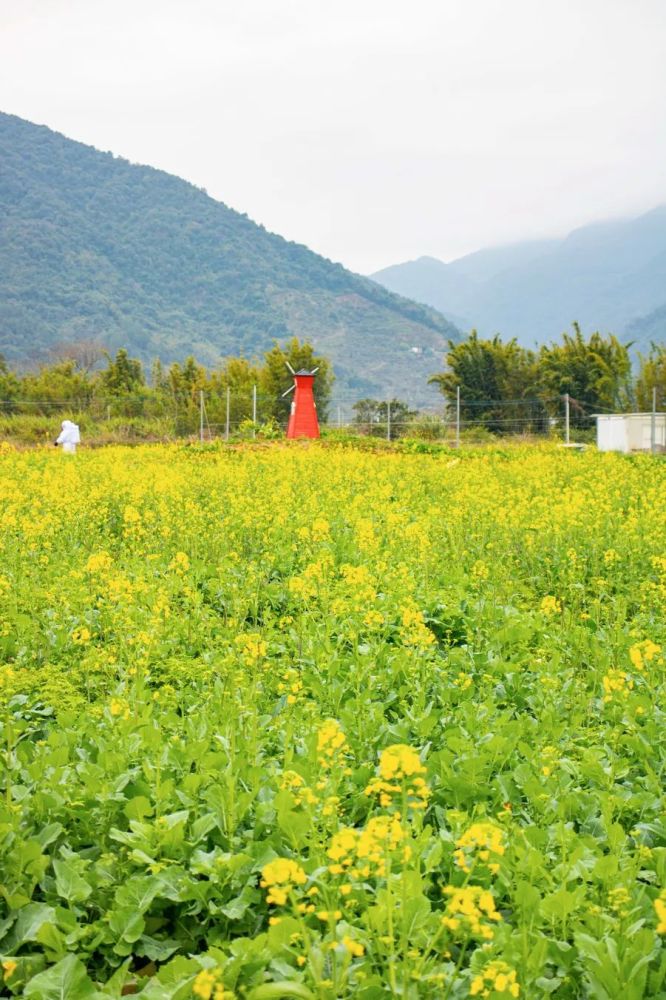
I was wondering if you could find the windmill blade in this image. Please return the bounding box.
[285,361,296,375]
[311,367,320,375]
[281,383,296,398]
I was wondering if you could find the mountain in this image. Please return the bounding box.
[0,112,460,401]
[371,209,666,347]
[627,305,666,352]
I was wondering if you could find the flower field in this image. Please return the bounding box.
[1,442,665,999]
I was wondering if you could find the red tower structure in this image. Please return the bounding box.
[286,369,320,439]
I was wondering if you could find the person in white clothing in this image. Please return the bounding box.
[54,420,81,454]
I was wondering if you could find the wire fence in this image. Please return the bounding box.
[1,388,663,450]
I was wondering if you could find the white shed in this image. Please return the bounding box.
[595,413,666,453]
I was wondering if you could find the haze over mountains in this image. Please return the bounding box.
[371,209,666,350]
[0,112,460,401]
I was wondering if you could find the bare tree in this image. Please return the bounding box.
[48,340,107,374]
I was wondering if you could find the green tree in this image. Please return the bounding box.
[97,349,145,397]
[206,357,262,428]
[635,343,666,412]
[150,358,170,393]
[20,360,94,410]
[352,398,416,437]
[0,354,20,413]
[260,339,334,424]
[167,356,206,409]
[538,323,632,426]
[428,331,540,433]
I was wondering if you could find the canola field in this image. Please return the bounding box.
[1,442,665,1000]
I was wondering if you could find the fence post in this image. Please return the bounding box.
[652,386,657,455]
[225,387,230,442]
[252,384,257,439]
[564,393,570,445]
[199,390,204,443]
[455,386,460,448]
[386,400,391,441]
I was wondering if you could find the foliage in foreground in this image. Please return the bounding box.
[0,443,665,998]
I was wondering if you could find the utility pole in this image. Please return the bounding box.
[652,386,657,455]
[387,400,391,441]
[252,384,257,439]
[225,386,230,442]
[337,405,342,430]
[564,393,570,445]
[199,390,204,443]
[455,386,461,448]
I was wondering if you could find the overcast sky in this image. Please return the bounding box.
[2,0,665,273]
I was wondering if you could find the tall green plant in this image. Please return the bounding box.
[538,323,632,424]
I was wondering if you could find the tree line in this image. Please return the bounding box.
[1,325,664,438]
[428,325,666,431]
[0,339,334,431]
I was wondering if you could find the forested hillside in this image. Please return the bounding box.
[0,112,459,398]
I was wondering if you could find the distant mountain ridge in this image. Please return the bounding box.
[0,112,460,401]
[371,208,666,347]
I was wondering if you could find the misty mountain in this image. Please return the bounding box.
[371,209,666,347]
[627,304,666,351]
[0,112,460,401]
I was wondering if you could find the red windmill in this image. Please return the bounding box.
[283,364,320,439]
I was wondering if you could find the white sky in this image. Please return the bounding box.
[2,0,665,273]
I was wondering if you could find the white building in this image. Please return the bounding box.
[595,413,666,453]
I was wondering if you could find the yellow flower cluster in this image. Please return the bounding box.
[317,719,347,769]
[169,550,190,574]
[470,960,520,997]
[192,967,235,1000]
[655,890,666,934]
[441,885,502,940]
[399,604,436,650]
[341,935,364,957]
[629,639,661,671]
[340,563,373,587]
[471,559,489,581]
[454,822,505,874]
[280,770,317,807]
[260,858,308,907]
[337,563,377,609]
[328,814,409,878]
[109,697,130,719]
[2,960,17,981]
[365,744,430,809]
[310,516,331,541]
[287,574,318,601]
[602,668,634,702]
[85,551,113,573]
[607,886,631,917]
[277,668,304,705]
[234,632,267,665]
[123,504,142,526]
[363,609,384,630]
[540,595,561,615]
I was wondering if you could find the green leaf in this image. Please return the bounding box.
[0,904,57,951]
[124,795,153,821]
[53,859,92,905]
[113,875,161,913]
[540,885,585,921]
[23,955,96,999]
[108,908,145,944]
[247,984,314,1000]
